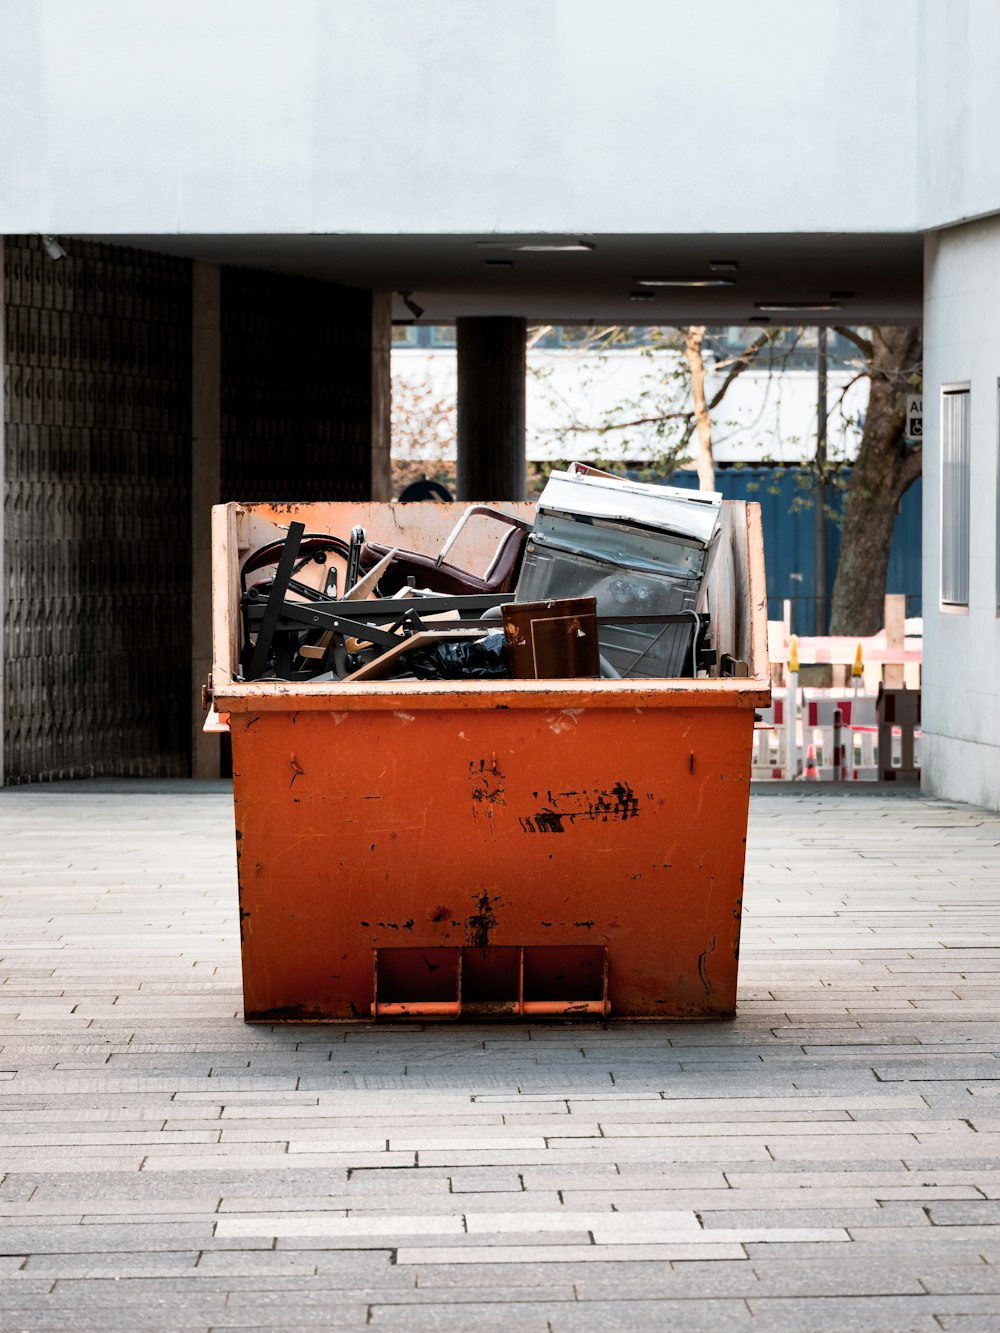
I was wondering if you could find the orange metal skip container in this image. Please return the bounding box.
[211,500,770,1022]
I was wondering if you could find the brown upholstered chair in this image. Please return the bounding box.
[357,506,531,597]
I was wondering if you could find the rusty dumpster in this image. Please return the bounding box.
[210,499,770,1021]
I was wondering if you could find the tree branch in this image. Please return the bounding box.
[555,410,694,434]
[833,326,874,361]
[706,331,773,411]
[828,370,869,419]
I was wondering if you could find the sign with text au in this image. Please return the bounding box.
[905,395,923,441]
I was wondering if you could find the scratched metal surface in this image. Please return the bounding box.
[231,697,754,1021]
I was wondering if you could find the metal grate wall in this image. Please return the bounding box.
[3,236,193,782]
[220,266,373,502]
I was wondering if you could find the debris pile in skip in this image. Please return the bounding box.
[237,463,738,686]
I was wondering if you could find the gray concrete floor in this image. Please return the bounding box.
[1,781,999,1331]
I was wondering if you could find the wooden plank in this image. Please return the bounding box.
[340,630,485,683]
[211,502,241,687]
[883,593,906,688]
[744,501,769,679]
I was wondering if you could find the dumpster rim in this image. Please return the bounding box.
[214,675,771,713]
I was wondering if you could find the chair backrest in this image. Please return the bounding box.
[358,508,531,597]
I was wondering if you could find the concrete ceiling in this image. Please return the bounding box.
[86,232,923,326]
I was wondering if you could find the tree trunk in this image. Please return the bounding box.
[829,327,922,636]
[682,326,715,491]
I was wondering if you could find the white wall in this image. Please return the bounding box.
[918,0,1000,230]
[0,0,920,235]
[922,217,1000,811]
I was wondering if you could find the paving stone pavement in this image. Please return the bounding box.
[1,779,999,1331]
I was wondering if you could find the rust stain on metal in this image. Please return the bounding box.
[470,756,506,836]
[466,891,500,947]
[246,1003,328,1021]
[519,781,640,833]
[470,755,505,803]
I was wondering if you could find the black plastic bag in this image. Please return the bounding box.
[402,631,508,680]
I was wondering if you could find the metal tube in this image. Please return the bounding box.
[833,706,843,782]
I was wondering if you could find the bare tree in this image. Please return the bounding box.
[530,325,780,489]
[391,368,456,459]
[828,326,922,635]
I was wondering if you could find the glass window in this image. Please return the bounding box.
[941,388,971,606]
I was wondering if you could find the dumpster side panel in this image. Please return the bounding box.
[231,699,753,1020]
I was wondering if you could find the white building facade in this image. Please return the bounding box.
[0,0,997,803]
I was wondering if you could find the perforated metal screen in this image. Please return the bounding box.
[3,236,193,782]
[220,267,373,503]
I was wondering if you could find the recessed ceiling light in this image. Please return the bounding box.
[476,239,595,252]
[629,289,655,301]
[635,277,736,287]
[755,300,842,312]
[708,260,739,272]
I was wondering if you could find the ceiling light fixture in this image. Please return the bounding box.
[476,239,596,252]
[629,289,655,301]
[708,260,739,272]
[755,300,842,312]
[634,277,736,287]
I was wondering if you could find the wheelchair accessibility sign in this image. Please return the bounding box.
[905,395,922,441]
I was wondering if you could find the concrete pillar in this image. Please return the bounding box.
[370,291,393,500]
[456,316,526,501]
[191,262,221,778]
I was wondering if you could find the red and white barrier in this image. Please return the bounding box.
[753,689,920,781]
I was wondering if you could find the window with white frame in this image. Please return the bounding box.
[941,388,971,606]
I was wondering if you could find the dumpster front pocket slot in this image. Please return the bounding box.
[461,946,522,1017]
[373,947,460,1018]
[522,945,608,1017]
[372,945,608,1019]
